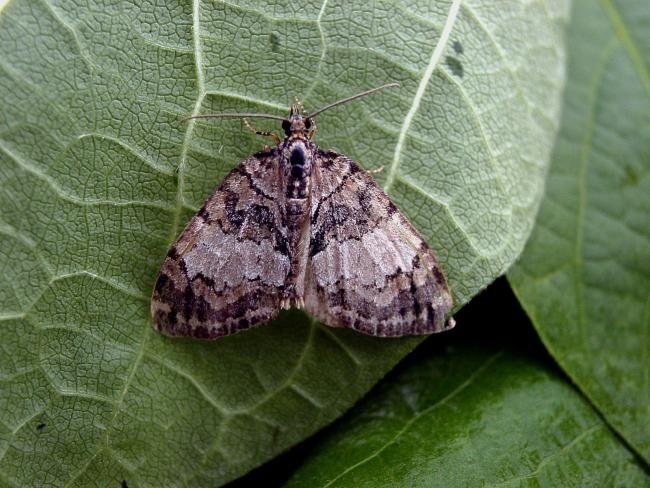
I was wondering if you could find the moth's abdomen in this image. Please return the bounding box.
[280,140,314,306]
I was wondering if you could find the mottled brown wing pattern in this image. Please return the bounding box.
[151,150,291,339]
[304,151,454,337]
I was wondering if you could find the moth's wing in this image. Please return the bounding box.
[151,150,290,339]
[305,151,454,337]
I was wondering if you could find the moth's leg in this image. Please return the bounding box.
[308,120,317,140]
[279,295,305,310]
[243,118,281,145]
[367,165,384,174]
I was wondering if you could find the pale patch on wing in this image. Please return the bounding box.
[183,228,289,291]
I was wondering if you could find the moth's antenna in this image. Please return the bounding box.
[182,113,287,122]
[182,83,399,122]
[309,82,400,118]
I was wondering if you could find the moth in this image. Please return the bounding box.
[151,83,455,339]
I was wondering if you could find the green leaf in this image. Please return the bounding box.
[508,0,650,462]
[0,0,566,486]
[284,286,649,487]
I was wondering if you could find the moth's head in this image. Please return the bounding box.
[282,98,314,138]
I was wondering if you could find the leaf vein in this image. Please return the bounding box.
[144,351,229,414]
[385,0,462,191]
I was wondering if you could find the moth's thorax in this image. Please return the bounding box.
[281,138,313,201]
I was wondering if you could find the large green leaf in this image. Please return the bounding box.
[0,0,566,486]
[509,0,650,462]
[283,284,649,487]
